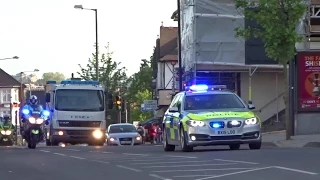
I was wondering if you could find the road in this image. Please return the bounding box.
[0,144,319,180]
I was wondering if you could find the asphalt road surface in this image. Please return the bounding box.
[1,144,320,180]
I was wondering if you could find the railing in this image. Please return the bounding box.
[254,92,285,113]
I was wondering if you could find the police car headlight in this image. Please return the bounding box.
[245,118,258,125]
[1,130,5,135]
[5,130,12,135]
[186,120,205,127]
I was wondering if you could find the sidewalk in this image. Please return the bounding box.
[262,130,320,148]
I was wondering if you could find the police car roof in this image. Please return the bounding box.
[183,90,234,96]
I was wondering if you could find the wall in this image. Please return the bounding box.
[156,62,176,90]
[240,72,285,122]
[295,113,320,135]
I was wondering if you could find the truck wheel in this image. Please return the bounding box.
[50,137,59,146]
[180,127,193,152]
[163,128,175,151]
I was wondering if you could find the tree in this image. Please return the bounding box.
[36,72,65,85]
[126,58,153,121]
[235,0,306,140]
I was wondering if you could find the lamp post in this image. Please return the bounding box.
[74,5,99,81]
[176,0,183,91]
[0,56,19,61]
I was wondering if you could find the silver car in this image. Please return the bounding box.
[106,123,142,146]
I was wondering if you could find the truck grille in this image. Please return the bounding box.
[58,120,101,128]
[65,130,92,136]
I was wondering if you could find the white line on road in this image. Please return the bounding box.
[91,160,109,164]
[39,150,51,153]
[193,167,273,180]
[174,175,216,178]
[153,168,253,173]
[214,159,259,165]
[149,174,172,180]
[142,163,237,168]
[102,152,113,154]
[133,160,214,165]
[66,149,80,151]
[164,155,197,159]
[123,153,148,156]
[116,165,141,172]
[123,158,183,162]
[273,166,318,175]
[69,156,85,160]
[53,153,66,156]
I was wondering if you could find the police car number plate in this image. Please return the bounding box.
[217,130,236,135]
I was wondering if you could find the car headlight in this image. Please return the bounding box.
[244,118,258,125]
[93,130,103,139]
[186,120,205,127]
[5,130,12,135]
[109,137,116,141]
[1,130,5,135]
[28,117,36,124]
[136,136,141,141]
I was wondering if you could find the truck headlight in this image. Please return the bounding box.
[186,120,205,127]
[245,118,258,125]
[93,130,103,139]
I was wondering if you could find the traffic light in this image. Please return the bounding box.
[115,96,121,110]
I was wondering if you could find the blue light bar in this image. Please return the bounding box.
[189,84,208,91]
[60,80,99,85]
[22,109,30,115]
[46,80,57,84]
[186,84,227,92]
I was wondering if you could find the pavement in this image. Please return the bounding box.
[262,131,320,147]
[1,143,320,180]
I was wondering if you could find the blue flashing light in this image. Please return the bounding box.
[186,84,227,93]
[22,109,30,115]
[189,84,208,91]
[42,110,50,117]
[46,80,57,84]
[60,80,99,85]
[212,123,222,128]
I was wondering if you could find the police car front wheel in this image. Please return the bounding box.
[163,128,175,151]
[180,128,193,152]
[249,142,261,150]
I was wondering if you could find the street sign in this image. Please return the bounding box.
[143,100,157,111]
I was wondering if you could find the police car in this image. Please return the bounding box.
[162,84,261,152]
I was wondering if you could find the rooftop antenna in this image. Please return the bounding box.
[161,21,163,26]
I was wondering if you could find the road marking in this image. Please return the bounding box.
[69,156,85,160]
[194,167,273,180]
[116,165,141,172]
[133,160,214,165]
[143,163,237,168]
[91,160,109,164]
[66,149,80,151]
[39,150,50,153]
[53,153,66,156]
[123,153,147,156]
[164,155,197,159]
[153,168,253,173]
[102,152,113,154]
[149,174,172,180]
[123,158,182,162]
[214,159,259,165]
[174,175,216,178]
[273,166,318,175]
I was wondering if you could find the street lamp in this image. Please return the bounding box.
[0,56,19,61]
[74,4,99,81]
[20,69,40,99]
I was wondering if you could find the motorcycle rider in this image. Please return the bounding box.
[136,123,146,144]
[21,95,44,139]
[0,114,14,130]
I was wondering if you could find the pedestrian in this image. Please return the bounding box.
[156,124,162,144]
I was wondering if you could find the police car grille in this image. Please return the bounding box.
[210,135,241,140]
[58,121,101,128]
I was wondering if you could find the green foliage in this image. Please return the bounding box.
[234,0,306,64]
[130,89,153,121]
[40,72,66,84]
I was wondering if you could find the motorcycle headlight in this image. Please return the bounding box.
[1,130,5,135]
[28,117,36,124]
[186,120,205,127]
[244,118,258,125]
[5,130,11,135]
[36,118,44,124]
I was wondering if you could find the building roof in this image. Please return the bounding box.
[159,26,178,61]
[0,69,26,88]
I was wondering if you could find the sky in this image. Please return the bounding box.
[0,0,177,78]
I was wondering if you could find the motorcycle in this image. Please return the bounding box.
[0,125,14,146]
[22,108,50,149]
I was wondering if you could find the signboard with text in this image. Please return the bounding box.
[298,52,320,111]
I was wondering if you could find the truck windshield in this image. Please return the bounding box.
[184,94,245,110]
[55,89,104,111]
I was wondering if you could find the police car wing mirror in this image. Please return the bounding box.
[168,107,179,113]
[248,102,255,110]
[45,93,50,103]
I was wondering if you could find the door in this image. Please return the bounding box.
[164,94,181,143]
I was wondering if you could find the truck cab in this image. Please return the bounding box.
[45,80,112,146]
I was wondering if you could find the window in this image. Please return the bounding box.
[184,94,246,110]
[55,89,104,111]
[169,94,180,108]
[1,89,11,103]
[108,125,137,134]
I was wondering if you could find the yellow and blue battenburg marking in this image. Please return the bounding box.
[165,116,179,140]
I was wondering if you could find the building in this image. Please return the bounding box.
[0,68,26,124]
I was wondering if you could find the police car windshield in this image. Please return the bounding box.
[55,89,104,111]
[109,125,137,133]
[184,94,245,110]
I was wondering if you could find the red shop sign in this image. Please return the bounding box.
[298,52,320,111]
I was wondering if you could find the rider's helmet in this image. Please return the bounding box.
[29,95,38,105]
[3,114,10,122]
